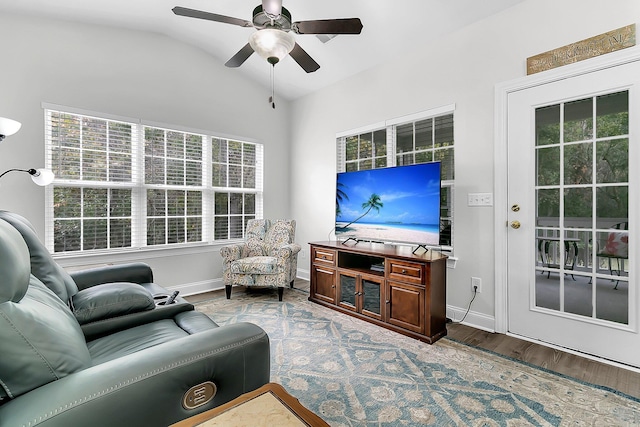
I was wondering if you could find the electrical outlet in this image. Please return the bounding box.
[299,249,307,259]
[471,277,482,293]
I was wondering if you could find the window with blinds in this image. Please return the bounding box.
[344,129,387,171]
[212,139,262,240]
[44,107,263,253]
[336,108,455,248]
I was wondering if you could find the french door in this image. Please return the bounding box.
[506,59,639,367]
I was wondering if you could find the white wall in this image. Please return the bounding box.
[289,0,640,328]
[0,13,292,291]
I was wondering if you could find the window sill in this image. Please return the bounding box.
[53,241,243,269]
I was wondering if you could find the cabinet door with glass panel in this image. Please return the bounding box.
[337,271,384,321]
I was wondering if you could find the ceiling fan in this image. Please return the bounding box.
[172,0,363,73]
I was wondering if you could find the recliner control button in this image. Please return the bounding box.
[183,381,217,410]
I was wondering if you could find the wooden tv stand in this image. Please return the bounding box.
[309,241,447,344]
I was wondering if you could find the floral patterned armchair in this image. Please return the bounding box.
[220,219,300,301]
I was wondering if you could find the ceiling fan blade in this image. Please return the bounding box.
[293,18,363,35]
[225,43,255,68]
[262,0,282,17]
[290,43,320,73]
[172,6,253,28]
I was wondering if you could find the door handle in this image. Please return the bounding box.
[510,220,521,229]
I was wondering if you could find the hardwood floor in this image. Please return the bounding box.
[447,322,640,399]
[186,278,640,400]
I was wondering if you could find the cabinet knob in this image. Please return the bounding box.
[385,300,390,304]
[402,269,407,274]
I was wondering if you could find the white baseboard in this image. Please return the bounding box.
[170,271,312,297]
[166,278,225,296]
[297,268,310,281]
[446,305,496,332]
[175,275,497,335]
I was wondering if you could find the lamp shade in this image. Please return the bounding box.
[29,168,55,186]
[249,29,295,65]
[0,117,22,141]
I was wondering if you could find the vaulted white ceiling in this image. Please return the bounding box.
[1,0,524,100]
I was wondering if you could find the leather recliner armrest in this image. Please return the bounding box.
[0,322,270,427]
[80,300,195,340]
[72,282,156,325]
[71,263,154,290]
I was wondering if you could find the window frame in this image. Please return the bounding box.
[43,104,263,259]
[336,104,455,252]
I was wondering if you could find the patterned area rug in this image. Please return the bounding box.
[195,287,640,426]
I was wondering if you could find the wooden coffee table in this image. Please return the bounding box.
[170,383,329,427]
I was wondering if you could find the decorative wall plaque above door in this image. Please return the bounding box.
[526,24,636,75]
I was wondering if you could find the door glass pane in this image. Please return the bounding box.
[596,91,628,138]
[537,189,560,228]
[596,139,628,183]
[564,188,591,220]
[596,186,628,220]
[340,275,356,308]
[564,142,592,185]
[564,98,593,142]
[536,147,560,186]
[534,91,629,325]
[536,104,560,146]
[564,276,592,317]
[362,279,381,315]
[596,277,628,324]
[535,272,560,310]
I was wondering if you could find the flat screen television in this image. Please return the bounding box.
[335,162,441,246]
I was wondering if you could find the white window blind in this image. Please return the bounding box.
[44,106,262,253]
[212,139,264,240]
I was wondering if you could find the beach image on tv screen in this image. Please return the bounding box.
[335,162,441,245]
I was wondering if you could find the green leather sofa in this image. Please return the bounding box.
[0,214,270,426]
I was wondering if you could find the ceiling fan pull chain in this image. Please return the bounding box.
[270,64,276,109]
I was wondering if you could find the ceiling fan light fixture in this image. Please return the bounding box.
[249,29,295,65]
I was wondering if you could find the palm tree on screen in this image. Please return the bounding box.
[336,182,349,216]
[339,193,384,229]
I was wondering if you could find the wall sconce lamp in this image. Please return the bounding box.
[0,168,55,186]
[0,117,22,142]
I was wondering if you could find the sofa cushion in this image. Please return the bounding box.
[87,319,191,365]
[230,256,278,275]
[0,277,91,399]
[84,311,219,365]
[242,220,270,258]
[602,231,629,258]
[173,310,219,334]
[72,282,156,325]
[243,238,267,257]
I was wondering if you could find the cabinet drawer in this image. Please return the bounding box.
[312,247,336,266]
[388,260,423,285]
